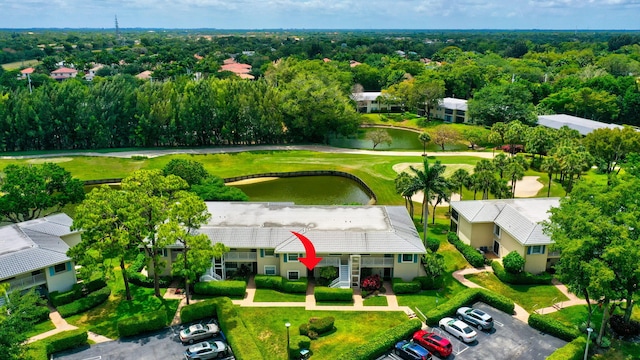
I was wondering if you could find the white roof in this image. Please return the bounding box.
[439,97,468,111]
[197,202,426,254]
[451,198,560,246]
[0,214,76,280]
[537,114,623,136]
[351,92,383,102]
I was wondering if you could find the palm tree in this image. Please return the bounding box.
[492,153,509,179]
[395,172,415,218]
[505,156,527,198]
[541,156,560,197]
[418,132,431,156]
[406,157,449,241]
[449,168,471,201]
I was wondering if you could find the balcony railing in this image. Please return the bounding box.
[548,251,561,257]
[317,257,340,267]
[361,257,394,267]
[3,273,46,292]
[224,251,257,261]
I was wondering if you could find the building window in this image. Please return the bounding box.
[528,245,546,255]
[451,209,459,221]
[493,224,501,237]
[54,263,67,274]
[264,265,276,275]
[31,269,43,276]
[288,271,300,280]
[264,249,275,257]
[450,221,458,233]
[401,254,414,263]
[288,254,299,262]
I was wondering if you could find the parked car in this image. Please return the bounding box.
[438,317,477,343]
[184,341,228,359]
[180,323,220,344]
[394,340,432,360]
[412,330,452,357]
[456,306,494,330]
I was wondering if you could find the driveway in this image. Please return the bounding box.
[53,320,234,360]
[378,302,566,360]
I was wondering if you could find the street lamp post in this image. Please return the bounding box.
[584,327,593,360]
[285,322,291,359]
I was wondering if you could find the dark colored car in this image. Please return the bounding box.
[394,340,432,360]
[412,330,453,357]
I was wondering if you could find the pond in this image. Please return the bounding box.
[328,127,468,151]
[228,176,373,205]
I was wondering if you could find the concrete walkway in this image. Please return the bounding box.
[27,306,112,344]
[534,278,590,314]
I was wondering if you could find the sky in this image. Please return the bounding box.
[0,0,639,30]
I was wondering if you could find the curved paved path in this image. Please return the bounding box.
[28,305,112,344]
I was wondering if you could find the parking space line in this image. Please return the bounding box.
[80,357,102,360]
[494,321,504,327]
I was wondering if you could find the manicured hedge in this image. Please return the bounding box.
[45,329,88,355]
[57,287,111,318]
[547,336,587,360]
[314,287,354,302]
[447,233,485,267]
[424,288,515,326]
[194,280,247,297]
[491,262,553,285]
[180,299,219,323]
[127,271,172,288]
[254,275,283,290]
[391,278,421,294]
[288,335,312,360]
[414,276,444,290]
[282,278,308,294]
[336,319,422,360]
[309,316,335,334]
[212,297,263,360]
[84,278,108,293]
[117,310,168,337]
[50,284,84,307]
[32,305,52,324]
[528,313,581,342]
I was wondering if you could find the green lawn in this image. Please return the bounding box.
[465,272,568,313]
[363,296,388,306]
[238,307,408,360]
[24,319,56,338]
[253,289,306,302]
[1,59,39,70]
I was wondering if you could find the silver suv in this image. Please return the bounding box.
[456,307,494,330]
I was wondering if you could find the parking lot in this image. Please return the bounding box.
[53,319,235,360]
[378,302,567,360]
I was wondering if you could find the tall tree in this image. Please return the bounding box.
[541,156,561,197]
[406,158,449,240]
[0,289,48,360]
[467,82,537,126]
[432,127,461,151]
[505,156,527,197]
[395,172,415,219]
[449,168,471,201]
[418,132,431,155]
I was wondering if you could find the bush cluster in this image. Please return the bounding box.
[314,287,354,302]
[254,275,308,294]
[194,280,247,297]
[213,297,263,360]
[57,287,111,318]
[299,316,336,339]
[502,251,525,274]
[180,299,219,323]
[426,237,440,252]
[45,329,88,355]
[83,278,108,293]
[491,262,553,285]
[117,310,168,337]
[414,276,444,290]
[447,233,485,267]
[127,271,172,288]
[282,278,308,294]
[336,319,422,360]
[547,336,587,360]
[528,313,581,342]
[424,288,515,326]
[361,274,382,292]
[391,278,421,294]
[50,284,84,307]
[609,314,640,338]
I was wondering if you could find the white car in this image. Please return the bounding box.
[438,317,477,343]
[184,341,228,359]
[180,323,220,344]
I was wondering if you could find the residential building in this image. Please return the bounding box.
[537,114,624,136]
[85,64,104,81]
[219,58,254,80]
[0,214,80,305]
[158,202,426,288]
[19,67,35,79]
[50,67,78,81]
[351,92,398,113]
[449,198,560,274]
[136,70,153,80]
[433,97,470,123]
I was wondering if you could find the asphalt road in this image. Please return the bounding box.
[378,302,566,360]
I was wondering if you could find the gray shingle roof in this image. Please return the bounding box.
[0,214,75,280]
[451,198,560,246]
[198,202,425,255]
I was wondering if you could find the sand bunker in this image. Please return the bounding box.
[226,177,279,186]
[26,157,73,164]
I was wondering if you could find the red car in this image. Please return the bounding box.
[412,330,453,358]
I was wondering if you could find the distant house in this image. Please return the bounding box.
[156,202,427,288]
[85,64,104,81]
[537,114,624,136]
[136,70,153,80]
[0,214,80,305]
[219,58,254,80]
[351,92,398,113]
[434,97,471,123]
[50,67,78,81]
[450,198,560,274]
[349,60,362,68]
[19,67,35,79]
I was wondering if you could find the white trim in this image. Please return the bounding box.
[288,253,299,262]
[264,265,277,275]
[400,254,414,263]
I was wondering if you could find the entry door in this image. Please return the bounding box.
[493,241,500,256]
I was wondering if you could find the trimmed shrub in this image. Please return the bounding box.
[414,276,444,290]
[129,253,147,273]
[194,280,247,297]
[289,335,312,360]
[254,275,284,290]
[610,314,640,338]
[447,233,485,267]
[309,316,335,335]
[361,274,382,292]
[314,287,354,302]
[117,311,168,337]
[547,336,587,360]
[503,251,525,274]
[477,289,515,314]
[50,284,84,307]
[180,299,218,323]
[57,287,111,318]
[45,329,88,355]
[491,262,553,285]
[83,278,108,293]
[426,237,440,253]
[337,319,422,360]
[391,278,421,294]
[528,313,581,342]
[424,288,515,326]
[282,278,308,294]
[213,297,263,360]
[127,271,172,288]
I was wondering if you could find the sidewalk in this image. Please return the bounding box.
[28,306,112,344]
